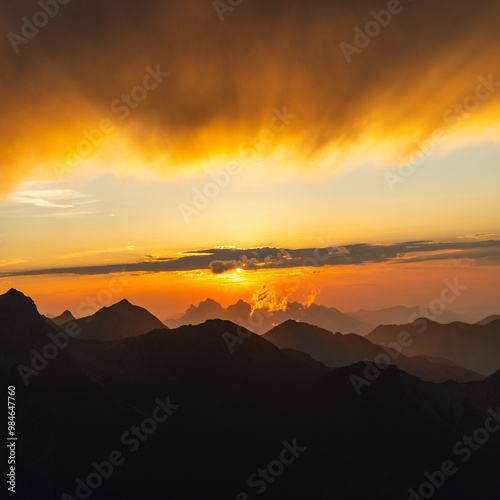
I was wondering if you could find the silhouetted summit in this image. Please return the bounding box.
[1,288,37,310]
[68,299,168,341]
[0,288,44,334]
[51,310,76,326]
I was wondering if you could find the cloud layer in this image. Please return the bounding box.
[3,240,500,277]
[1,0,500,193]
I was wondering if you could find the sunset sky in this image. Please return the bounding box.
[1,0,499,318]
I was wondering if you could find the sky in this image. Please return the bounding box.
[0,0,499,318]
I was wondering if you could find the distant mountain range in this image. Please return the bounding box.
[13,289,499,379]
[367,318,500,376]
[348,304,471,327]
[1,288,500,499]
[476,314,500,325]
[163,297,371,333]
[164,298,497,335]
[263,319,484,383]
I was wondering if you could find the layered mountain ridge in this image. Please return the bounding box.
[1,289,500,499]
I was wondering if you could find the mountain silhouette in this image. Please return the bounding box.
[0,288,47,335]
[51,310,76,325]
[3,290,500,499]
[263,319,484,383]
[67,299,168,341]
[349,304,469,327]
[167,299,495,336]
[165,298,371,334]
[367,318,500,375]
[476,314,500,325]
[173,297,225,325]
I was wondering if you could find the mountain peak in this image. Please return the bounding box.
[234,299,248,306]
[199,298,222,307]
[410,317,439,327]
[52,309,76,326]
[0,288,44,333]
[1,288,35,306]
[282,318,300,326]
[5,288,27,298]
[75,299,167,341]
[266,319,334,339]
[227,299,251,314]
[112,299,133,309]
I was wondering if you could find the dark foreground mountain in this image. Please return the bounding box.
[263,320,484,383]
[64,299,168,341]
[0,288,46,335]
[367,318,500,376]
[2,290,500,499]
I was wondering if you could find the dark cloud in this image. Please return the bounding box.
[3,240,500,277]
[209,254,261,273]
[209,260,238,274]
[1,0,500,192]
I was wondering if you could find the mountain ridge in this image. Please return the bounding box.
[63,299,168,341]
[262,319,485,383]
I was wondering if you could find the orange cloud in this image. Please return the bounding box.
[1,0,500,194]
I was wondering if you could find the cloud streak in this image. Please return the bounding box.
[3,240,500,277]
[8,195,73,209]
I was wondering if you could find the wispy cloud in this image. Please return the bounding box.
[0,259,28,267]
[29,211,98,218]
[57,246,136,260]
[14,189,86,200]
[8,195,74,209]
[458,233,500,241]
[6,186,88,209]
